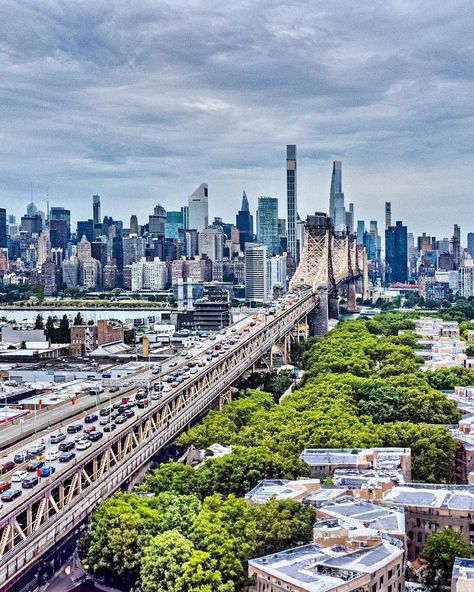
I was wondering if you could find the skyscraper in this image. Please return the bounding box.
[165,211,183,239]
[188,183,208,231]
[236,191,254,250]
[50,207,71,240]
[385,221,408,283]
[0,208,6,249]
[149,204,166,237]
[329,161,345,230]
[356,220,365,245]
[468,233,474,258]
[385,202,392,230]
[257,196,278,256]
[93,195,101,226]
[245,244,267,303]
[286,145,297,260]
[130,215,139,235]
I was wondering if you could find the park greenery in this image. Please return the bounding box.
[422,527,473,589]
[79,311,472,590]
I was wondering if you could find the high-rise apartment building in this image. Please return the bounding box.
[0,208,6,249]
[245,244,267,303]
[385,201,392,229]
[459,267,474,298]
[267,254,287,298]
[123,234,146,265]
[286,145,297,261]
[257,196,278,256]
[188,183,208,231]
[131,257,168,291]
[329,161,346,230]
[198,227,224,261]
[385,221,408,283]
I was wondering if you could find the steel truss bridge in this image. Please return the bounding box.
[0,212,366,590]
[0,291,319,589]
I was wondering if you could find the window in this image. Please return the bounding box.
[372,583,377,592]
[379,575,384,586]
[388,570,393,580]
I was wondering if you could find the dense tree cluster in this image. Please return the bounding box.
[80,313,463,590]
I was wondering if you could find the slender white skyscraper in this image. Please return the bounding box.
[188,183,209,231]
[329,161,346,231]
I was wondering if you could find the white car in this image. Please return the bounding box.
[45,450,61,462]
[74,433,86,442]
[169,360,178,367]
[163,385,172,393]
[76,439,92,450]
[11,470,28,482]
[189,367,198,374]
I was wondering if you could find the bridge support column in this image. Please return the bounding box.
[346,280,357,313]
[308,287,328,336]
[328,292,339,320]
[219,389,232,410]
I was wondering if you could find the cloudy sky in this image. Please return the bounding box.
[1,0,473,238]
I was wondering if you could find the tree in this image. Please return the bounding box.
[56,314,70,343]
[140,530,194,592]
[422,527,472,589]
[45,316,55,341]
[74,312,84,326]
[140,462,198,496]
[79,494,157,589]
[251,499,315,557]
[34,314,44,330]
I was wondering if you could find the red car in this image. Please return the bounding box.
[0,481,11,493]
[83,426,96,434]
[0,461,15,474]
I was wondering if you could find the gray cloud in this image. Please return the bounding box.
[0,0,472,237]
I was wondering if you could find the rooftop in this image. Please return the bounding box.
[383,484,474,511]
[249,539,403,592]
[245,479,320,504]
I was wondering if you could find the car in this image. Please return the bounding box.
[83,425,96,434]
[40,466,56,477]
[169,360,178,367]
[58,441,75,452]
[88,432,103,442]
[123,409,135,418]
[13,451,28,464]
[11,471,28,483]
[103,423,116,432]
[45,450,61,461]
[67,424,82,434]
[99,418,109,426]
[26,460,44,472]
[0,481,11,493]
[115,415,126,424]
[110,410,120,420]
[99,407,111,416]
[112,402,122,410]
[136,392,147,401]
[180,351,188,357]
[163,385,172,393]
[76,439,92,450]
[151,368,161,375]
[50,433,66,444]
[171,382,179,388]
[84,414,98,423]
[205,355,212,362]
[22,475,39,489]
[109,386,119,392]
[151,392,161,400]
[0,461,16,474]
[1,488,22,502]
[27,444,46,457]
[58,451,76,463]
[136,399,149,408]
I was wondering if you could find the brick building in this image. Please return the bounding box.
[70,319,124,356]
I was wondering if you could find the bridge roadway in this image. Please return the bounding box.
[0,289,318,590]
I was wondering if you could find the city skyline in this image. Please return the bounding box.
[0,1,472,237]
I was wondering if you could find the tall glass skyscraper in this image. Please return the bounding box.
[257,196,278,256]
[385,221,408,283]
[165,211,183,239]
[236,191,254,250]
[286,145,297,261]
